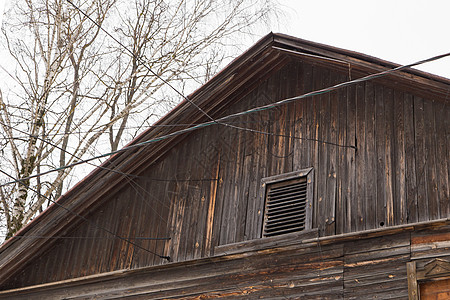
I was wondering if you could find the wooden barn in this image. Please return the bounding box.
[0,33,449,299]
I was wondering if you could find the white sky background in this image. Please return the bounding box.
[277,0,450,79]
[0,0,448,79]
[0,0,6,29]
[0,1,3,26]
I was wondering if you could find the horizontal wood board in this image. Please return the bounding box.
[3,224,450,299]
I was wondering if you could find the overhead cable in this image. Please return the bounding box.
[0,235,170,240]
[65,0,216,123]
[1,47,449,188]
[0,168,171,261]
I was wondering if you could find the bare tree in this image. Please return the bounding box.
[0,0,278,239]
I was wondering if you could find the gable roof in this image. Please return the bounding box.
[1,32,449,286]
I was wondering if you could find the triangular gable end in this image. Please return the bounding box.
[0,33,449,292]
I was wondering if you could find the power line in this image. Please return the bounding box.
[1,120,220,228]
[1,1,446,193]
[65,0,216,124]
[0,119,270,140]
[0,235,170,240]
[0,120,140,180]
[222,123,356,150]
[8,0,443,187]
[0,122,346,188]
[0,119,219,184]
[2,48,449,188]
[212,52,450,124]
[0,120,179,225]
[0,168,171,261]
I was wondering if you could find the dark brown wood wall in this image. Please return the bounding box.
[209,58,449,246]
[2,57,448,289]
[8,225,450,299]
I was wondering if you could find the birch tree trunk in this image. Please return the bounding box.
[0,0,279,240]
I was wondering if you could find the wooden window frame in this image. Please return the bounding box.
[407,259,450,299]
[260,167,314,238]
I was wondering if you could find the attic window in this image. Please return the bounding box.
[261,168,313,238]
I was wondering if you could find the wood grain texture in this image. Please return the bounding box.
[5,222,450,299]
[1,52,448,291]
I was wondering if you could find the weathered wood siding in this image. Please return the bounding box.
[2,57,449,289]
[3,223,450,299]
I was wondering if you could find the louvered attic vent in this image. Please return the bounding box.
[261,169,313,238]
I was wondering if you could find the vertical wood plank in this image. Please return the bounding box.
[71,220,91,277]
[150,160,171,266]
[325,71,339,236]
[204,153,220,256]
[414,96,429,222]
[310,67,321,230]
[424,99,440,220]
[48,240,64,282]
[315,66,328,235]
[404,93,418,223]
[179,134,202,261]
[108,191,130,269]
[243,112,263,240]
[18,265,31,288]
[142,167,160,266]
[393,90,407,225]
[89,196,114,274]
[241,89,259,242]
[287,117,296,174]
[95,196,117,273]
[125,179,143,268]
[304,63,314,169]
[237,153,252,242]
[434,101,449,218]
[364,82,376,229]
[250,87,271,239]
[30,255,43,284]
[355,82,366,231]
[238,90,257,243]
[293,62,309,171]
[284,62,297,173]
[375,84,386,228]
[346,83,356,233]
[217,96,245,245]
[407,261,419,300]
[162,152,178,262]
[115,185,137,270]
[234,93,254,243]
[38,249,52,285]
[129,177,146,269]
[267,70,288,178]
[210,126,227,250]
[182,132,204,261]
[216,125,232,246]
[59,230,75,279]
[336,73,348,234]
[130,176,148,269]
[194,127,214,258]
[137,170,158,267]
[384,87,395,226]
[227,119,245,244]
[167,146,188,262]
[266,73,278,177]
[184,179,202,261]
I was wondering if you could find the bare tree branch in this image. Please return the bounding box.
[0,0,279,240]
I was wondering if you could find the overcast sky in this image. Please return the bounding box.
[278,0,450,79]
[0,0,449,79]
